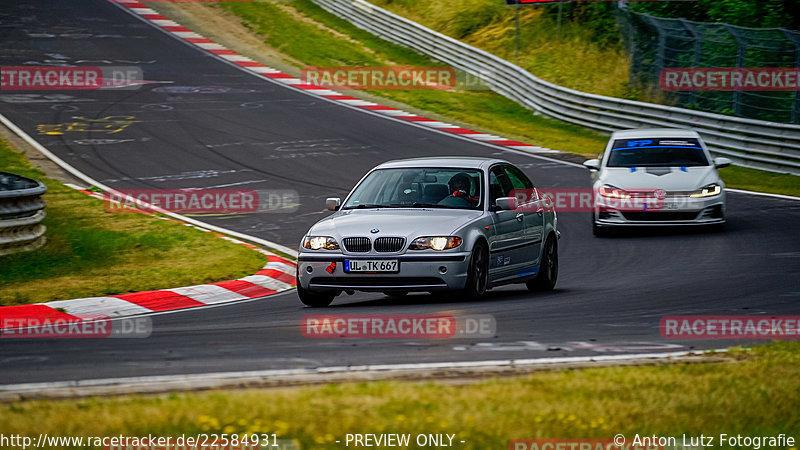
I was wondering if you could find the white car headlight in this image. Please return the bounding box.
[408,236,462,251]
[598,184,631,199]
[690,183,721,198]
[302,236,340,250]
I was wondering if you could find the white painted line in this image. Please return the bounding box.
[509,146,560,153]
[42,297,152,318]
[171,285,247,305]
[130,7,158,15]
[337,99,377,106]
[376,109,410,116]
[171,31,204,39]
[219,55,254,62]
[264,261,295,275]
[469,134,504,141]
[151,19,179,27]
[195,43,227,50]
[418,121,455,128]
[727,188,800,201]
[303,89,341,96]
[275,78,305,85]
[238,275,293,292]
[248,67,282,74]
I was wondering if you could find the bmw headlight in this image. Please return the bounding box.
[409,236,462,251]
[301,236,340,250]
[690,183,721,198]
[598,185,631,199]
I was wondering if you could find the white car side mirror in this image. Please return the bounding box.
[714,157,732,169]
[325,197,341,211]
[495,197,518,211]
[583,159,601,171]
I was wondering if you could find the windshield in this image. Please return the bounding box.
[607,137,710,167]
[343,167,484,210]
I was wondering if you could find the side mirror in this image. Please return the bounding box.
[325,197,341,211]
[714,157,732,169]
[583,159,601,171]
[495,197,518,211]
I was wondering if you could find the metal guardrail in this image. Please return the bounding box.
[312,0,800,175]
[0,172,47,256]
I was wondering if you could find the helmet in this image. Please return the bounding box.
[448,173,472,193]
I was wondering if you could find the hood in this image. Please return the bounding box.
[599,166,719,191]
[308,208,482,239]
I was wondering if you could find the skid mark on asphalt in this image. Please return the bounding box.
[101,169,251,183]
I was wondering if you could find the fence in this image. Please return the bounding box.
[618,5,800,124]
[0,172,47,257]
[311,0,800,175]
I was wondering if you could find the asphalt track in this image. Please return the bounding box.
[1,0,799,384]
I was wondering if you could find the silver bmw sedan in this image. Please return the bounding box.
[296,157,559,307]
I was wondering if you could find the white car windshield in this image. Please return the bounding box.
[607,137,710,167]
[343,168,484,210]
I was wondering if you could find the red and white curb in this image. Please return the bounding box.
[0,188,296,327]
[109,0,559,155]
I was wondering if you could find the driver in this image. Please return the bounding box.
[447,173,479,206]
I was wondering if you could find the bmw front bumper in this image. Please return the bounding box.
[297,252,471,292]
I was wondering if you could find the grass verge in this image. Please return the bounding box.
[1,342,798,448]
[0,137,266,306]
[151,0,800,197]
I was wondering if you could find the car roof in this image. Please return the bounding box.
[610,128,701,140]
[375,157,507,170]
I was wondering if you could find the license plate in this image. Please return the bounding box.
[344,260,399,273]
[662,201,679,210]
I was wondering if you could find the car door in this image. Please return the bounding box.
[503,165,543,268]
[487,165,527,275]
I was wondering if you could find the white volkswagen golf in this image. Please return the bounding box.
[583,128,731,236]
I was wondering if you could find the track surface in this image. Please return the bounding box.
[1,0,799,384]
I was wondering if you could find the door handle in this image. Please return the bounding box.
[515,213,524,222]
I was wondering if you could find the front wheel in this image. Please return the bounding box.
[527,235,558,291]
[459,242,489,300]
[297,283,335,307]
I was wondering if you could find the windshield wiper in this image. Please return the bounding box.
[343,204,384,210]
[410,202,454,209]
[343,204,405,210]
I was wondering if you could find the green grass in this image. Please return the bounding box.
[369,0,632,98]
[719,165,800,197]
[1,342,798,448]
[0,138,267,305]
